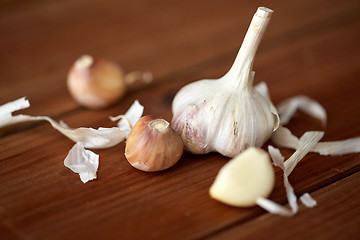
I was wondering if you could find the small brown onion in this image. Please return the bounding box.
[125,115,184,172]
[67,55,127,109]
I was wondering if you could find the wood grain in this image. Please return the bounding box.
[208,172,360,240]
[0,0,359,239]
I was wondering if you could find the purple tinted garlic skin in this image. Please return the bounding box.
[171,7,279,158]
[172,86,277,158]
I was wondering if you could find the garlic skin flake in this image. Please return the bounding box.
[257,130,323,217]
[0,97,144,149]
[0,97,30,127]
[64,142,99,183]
[172,7,279,158]
[210,147,275,207]
[300,193,317,208]
[272,126,360,156]
[110,99,144,137]
[277,95,327,126]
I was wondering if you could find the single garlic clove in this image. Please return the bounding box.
[67,55,127,109]
[125,115,184,172]
[209,147,275,207]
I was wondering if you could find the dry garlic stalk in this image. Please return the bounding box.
[172,7,279,158]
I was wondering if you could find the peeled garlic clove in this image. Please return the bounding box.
[172,7,279,157]
[67,55,127,109]
[125,115,184,172]
[209,147,275,207]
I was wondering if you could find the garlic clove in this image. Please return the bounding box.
[125,115,184,172]
[67,55,127,109]
[209,147,275,207]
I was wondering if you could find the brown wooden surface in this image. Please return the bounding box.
[0,0,359,239]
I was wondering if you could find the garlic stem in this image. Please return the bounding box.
[227,7,273,89]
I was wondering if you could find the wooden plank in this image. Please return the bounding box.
[207,172,360,240]
[0,23,359,237]
[0,0,359,239]
[1,123,358,239]
[1,13,359,136]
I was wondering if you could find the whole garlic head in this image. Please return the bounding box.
[172,7,279,158]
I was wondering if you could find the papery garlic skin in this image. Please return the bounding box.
[172,83,277,157]
[64,142,99,184]
[0,97,143,149]
[125,115,184,172]
[172,7,279,158]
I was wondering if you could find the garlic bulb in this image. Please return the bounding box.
[171,7,279,158]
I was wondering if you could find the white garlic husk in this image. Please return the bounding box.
[171,7,279,158]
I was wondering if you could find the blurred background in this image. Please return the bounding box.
[1,0,359,115]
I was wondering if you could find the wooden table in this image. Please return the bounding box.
[1,0,359,239]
